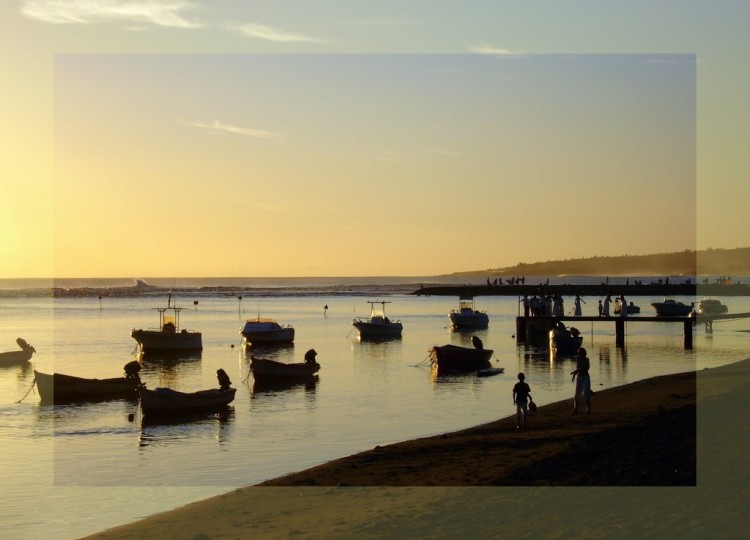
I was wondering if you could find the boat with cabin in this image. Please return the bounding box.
[449,295,489,329]
[697,298,728,315]
[352,300,403,338]
[131,294,202,354]
[240,317,295,345]
[651,297,693,316]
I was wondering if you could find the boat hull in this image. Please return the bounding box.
[352,320,403,337]
[250,357,320,382]
[139,387,236,416]
[430,344,493,373]
[34,370,139,403]
[449,312,489,329]
[652,302,693,316]
[131,329,203,353]
[697,300,728,315]
[0,338,36,367]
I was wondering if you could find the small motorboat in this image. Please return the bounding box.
[697,298,728,315]
[240,317,295,345]
[34,361,141,403]
[549,322,583,356]
[449,295,489,329]
[138,369,236,416]
[652,297,693,316]
[131,294,202,354]
[0,338,36,367]
[614,299,641,315]
[429,342,493,374]
[250,349,320,382]
[352,300,403,338]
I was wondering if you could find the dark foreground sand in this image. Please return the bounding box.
[83,358,750,539]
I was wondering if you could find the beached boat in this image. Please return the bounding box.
[429,343,493,373]
[138,369,235,416]
[652,297,693,316]
[352,300,403,338]
[614,300,641,315]
[0,338,36,367]
[131,295,202,354]
[549,322,583,356]
[240,317,295,345]
[449,295,489,329]
[250,349,320,382]
[34,361,141,403]
[697,298,728,315]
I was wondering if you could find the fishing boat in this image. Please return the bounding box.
[250,349,320,382]
[131,294,202,354]
[240,317,295,345]
[549,322,583,356]
[0,338,36,367]
[352,300,403,338]
[449,295,489,329]
[138,369,235,416]
[34,361,141,403]
[697,298,728,315]
[429,343,493,373]
[651,297,693,316]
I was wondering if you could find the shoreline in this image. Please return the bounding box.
[83,357,750,538]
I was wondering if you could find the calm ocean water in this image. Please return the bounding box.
[1,275,749,539]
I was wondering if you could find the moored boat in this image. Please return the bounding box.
[697,298,728,315]
[0,338,36,367]
[652,297,693,316]
[240,317,295,345]
[549,322,583,356]
[614,299,641,315]
[34,361,141,403]
[352,300,403,338]
[449,295,489,329]
[250,349,320,382]
[131,294,202,354]
[138,369,235,416]
[429,343,493,373]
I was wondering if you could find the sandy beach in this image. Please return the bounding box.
[83,358,750,539]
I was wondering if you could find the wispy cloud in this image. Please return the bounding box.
[20,0,200,28]
[233,23,322,43]
[187,120,281,140]
[470,45,523,56]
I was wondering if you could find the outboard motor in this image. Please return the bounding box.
[217,368,231,390]
[123,360,141,379]
[471,335,484,350]
[304,349,318,365]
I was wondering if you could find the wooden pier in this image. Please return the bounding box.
[516,312,750,350]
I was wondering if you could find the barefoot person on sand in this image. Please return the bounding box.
[571,348,591,413]
[512,372,532,429]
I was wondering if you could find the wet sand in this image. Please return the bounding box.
[83,358,750,539]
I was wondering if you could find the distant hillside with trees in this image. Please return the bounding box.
[453,248,750,277]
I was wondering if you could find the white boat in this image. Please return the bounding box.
[449,295,489,329]
[0,338,36,367]
[240,317,295,345]
[352,300,403,338]
[131,295,203,354]
[697,298,728,315]
[651,297,693,316]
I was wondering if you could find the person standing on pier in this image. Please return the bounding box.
[574,295,586,317]
[598,300,603,317]
[603,294,612,317]
[520,295,530,317]
[619,295,628,318]
[571,348,591,414]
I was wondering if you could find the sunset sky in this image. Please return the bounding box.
[1,2,748,278]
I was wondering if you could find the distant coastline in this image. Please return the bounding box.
[450,247,750,277]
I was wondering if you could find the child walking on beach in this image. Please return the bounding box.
[512,373,532,429]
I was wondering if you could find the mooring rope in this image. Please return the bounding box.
[16,379,37,403]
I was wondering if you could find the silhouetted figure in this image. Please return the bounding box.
[571,348,591,413]
[217,369,231,391]
[513,373,532,429]
[305,349,318,364]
